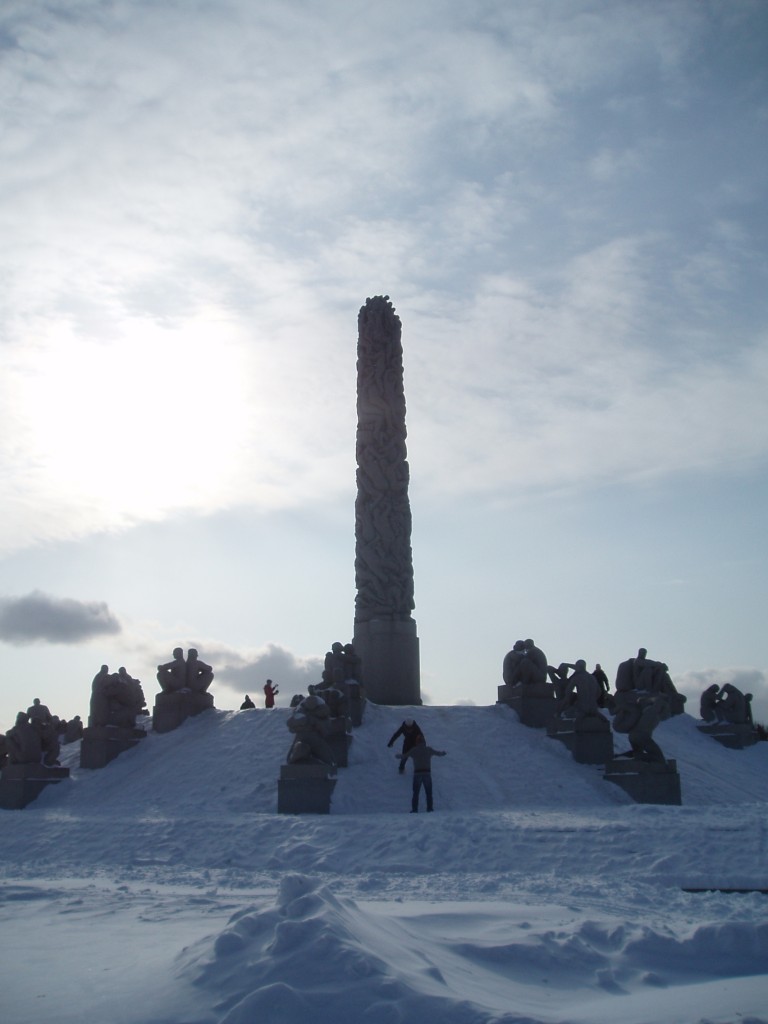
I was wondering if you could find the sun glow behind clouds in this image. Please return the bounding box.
[8,313,254,536]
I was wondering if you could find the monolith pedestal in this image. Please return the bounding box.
[352,297,421,706]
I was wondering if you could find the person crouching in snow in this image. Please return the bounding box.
[402,735,446,813]
[387,717,424,774]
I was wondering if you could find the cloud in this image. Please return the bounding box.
[0,590,121,644]
[1,0,766,553]
[200,642,325,704]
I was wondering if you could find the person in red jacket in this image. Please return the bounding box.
[263,679,279,708]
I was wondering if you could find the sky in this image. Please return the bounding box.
[2,703,768,1023]
[1,0,767,732]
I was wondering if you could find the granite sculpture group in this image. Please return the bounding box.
[277,640,366,813]
[152,647,215,734]
[499,640,689,803]
[699,683,753,725]
[0,700,71,809]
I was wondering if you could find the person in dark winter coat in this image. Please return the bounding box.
[402,735,446,813]
[387,718,425,774]
[240,695,255,710]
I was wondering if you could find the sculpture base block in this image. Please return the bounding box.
[152,690,214,734]
[0,763,70,810]
[604,758,681,805]
[80,725,147,769]
[498,683,557,728]
[353,618,420,706]
[278,763,337,814]
[697,723,759,749]
[547,715,614,764]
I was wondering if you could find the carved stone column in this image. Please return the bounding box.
[353,296,421,705]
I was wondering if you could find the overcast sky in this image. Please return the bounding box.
[1,0,767,731]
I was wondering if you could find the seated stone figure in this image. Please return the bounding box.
[186,649,214,693]
[27,698,53,725]
[615,648,686,714]
[118,667,147,714]
[89,665,146,730]
[342,643,362,682]
[157,648,188,692]
[503,639,548,686]
[5,712,44,764]
[64,716,84,743]
[324,642,346,686]
[716,683,752,725]
[547,662,575,701]
[308,681,348,720]
[556,661,602,721]
[286,694,336,766]
[700,683,721,723]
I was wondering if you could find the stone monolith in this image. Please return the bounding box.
[353,296,421,705]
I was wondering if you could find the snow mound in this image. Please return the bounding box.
[180,874,536,1024]
[179,874,768,1024]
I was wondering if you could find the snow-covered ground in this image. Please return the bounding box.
[1,702,766,1024]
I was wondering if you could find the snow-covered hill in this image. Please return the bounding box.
[1,703,767,1024]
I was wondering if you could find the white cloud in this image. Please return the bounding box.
[1,0,766,554]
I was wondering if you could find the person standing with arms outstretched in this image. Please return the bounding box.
[402,735,446,813]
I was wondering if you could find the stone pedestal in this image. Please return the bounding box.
[697,723,759,749]
[547,715,614,764]
[547,718,576,748]
[0,763,70,810]
[277,763,337,814]
[573,717,614,764]
[325,718,352,768]
[80,725,147,769]
[498,682,557,728]
[152,690,214,734]
[347,681,366,727]
[604,757,682,805]
[353,618,420,706]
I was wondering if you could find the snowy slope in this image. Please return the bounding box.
[1,703,767,1024]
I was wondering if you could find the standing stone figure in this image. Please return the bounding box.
[353,296,420,705]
